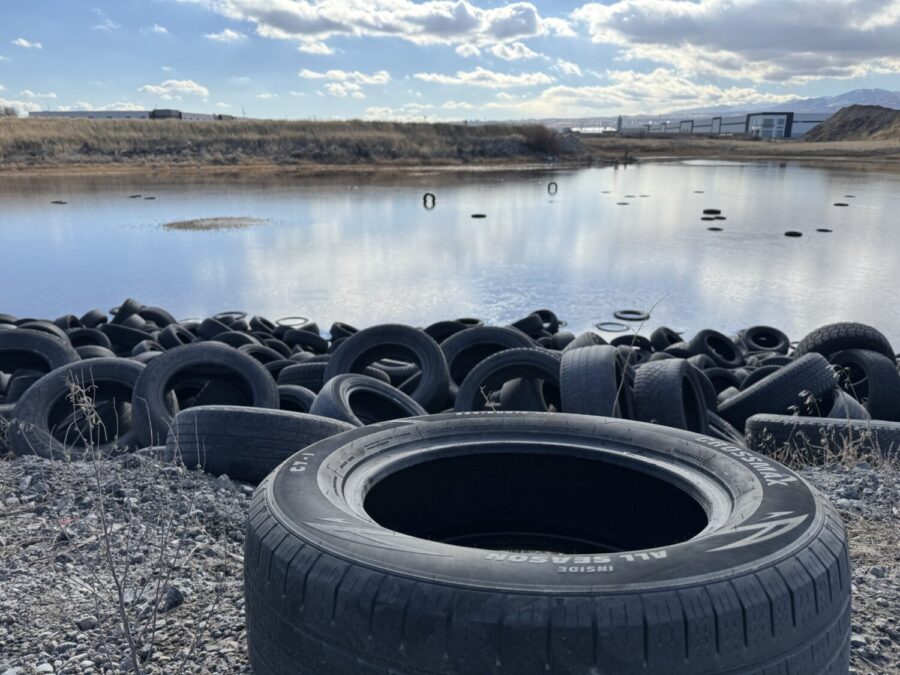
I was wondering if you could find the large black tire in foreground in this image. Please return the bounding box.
[245,413,850,675]
[165,406,354,483]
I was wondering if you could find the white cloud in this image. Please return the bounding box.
[12,38,42,50]
[2,97,42,113]
[205,28,246,42]
[215,101,233,107]
[53,101,145,112]
[442,100,475,109]
[298,41,334,54]
[19,90,58,99]
[325,82,365,98]
[92,9,121,31]
[555,59,583,77]
[144,24,170,35]
[290,91,307,97]
[572,0,900,83]
[455,44,481,58]
[139,79,210,97]
[486,68,798,116]
[414,66,554,88]
[490,42,540,61]
[0,84,4,91]
[0,55,9,62]
[229,75,251,84]
[255,92,277,99]
[178,0,572,53]
[298,69,391,85]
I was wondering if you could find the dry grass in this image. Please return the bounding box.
[581,135,900,164]
[0,118,579,168]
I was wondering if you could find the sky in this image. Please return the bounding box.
[1,0,900,121]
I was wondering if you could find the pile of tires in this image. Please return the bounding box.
[0,301,866,672]
[2,301,898,468]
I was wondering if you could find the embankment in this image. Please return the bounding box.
[0,118,585,173]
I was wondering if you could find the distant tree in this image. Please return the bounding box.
[1,106,19,117]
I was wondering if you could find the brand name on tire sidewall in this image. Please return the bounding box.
[695,436,799,487]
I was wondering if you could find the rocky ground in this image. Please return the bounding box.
[0,451,897,675]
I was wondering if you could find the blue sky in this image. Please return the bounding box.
[2,0,899,120]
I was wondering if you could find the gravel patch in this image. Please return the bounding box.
[798,461,900,675]
[1,451,896,674]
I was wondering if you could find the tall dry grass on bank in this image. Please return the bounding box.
[0,118,581,167]
[581,134,900,163]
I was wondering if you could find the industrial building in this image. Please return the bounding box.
[621,112,832,139]
[29,109,235,121]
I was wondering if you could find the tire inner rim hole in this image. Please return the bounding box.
[363,453,708,554]
[48,381,134,447]
[348,389,413,425]
[165,365,256,412]
[707,336,736,362]
[752,332,778,348]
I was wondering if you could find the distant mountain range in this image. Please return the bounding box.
[665,88,900,117]
[536,88,900,130]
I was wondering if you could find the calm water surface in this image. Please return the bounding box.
[1,161,898,342]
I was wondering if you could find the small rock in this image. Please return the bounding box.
[74,616,98,631]
[159,586,184,614]
[850,634,868,648]
[868,566,887,579]
[35,665,54,674]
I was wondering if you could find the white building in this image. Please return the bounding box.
[620,112,832,139]
[29,109,236,121]
[30,110,150,120]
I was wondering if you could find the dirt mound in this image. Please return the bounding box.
[806,105,900,142]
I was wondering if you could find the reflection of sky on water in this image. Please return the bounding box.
[0,162,898,342]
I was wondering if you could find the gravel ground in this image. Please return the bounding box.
[0,452,897,675]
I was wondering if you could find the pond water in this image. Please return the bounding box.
[1,161,898,343]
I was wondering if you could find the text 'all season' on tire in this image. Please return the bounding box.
[245,412,850,675]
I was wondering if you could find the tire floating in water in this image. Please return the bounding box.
[702,208,722,215]
[422,192,436,209]
[833,202,849,207]
[817,228,833,233]
[546,181,558,195]
[614,309,651,322]
[616,202,629,206]
[595,321,628,332]
[785,231,803,237]
[714,215,727,220]
[708,227,723,231]
[471,213,487,218]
